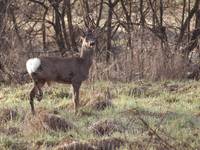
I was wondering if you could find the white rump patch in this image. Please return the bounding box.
[26,58,41,74]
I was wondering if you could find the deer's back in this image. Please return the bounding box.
[33,56,83,83]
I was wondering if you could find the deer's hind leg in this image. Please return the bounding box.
[35,80,45,102]
[30,85,37,115]
[29,80,45,115]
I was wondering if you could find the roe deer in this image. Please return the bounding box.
[26,29,96,115]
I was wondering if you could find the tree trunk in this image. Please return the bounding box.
[106,0,119,62]
[176,0,200,50]
[61,0,71,52]
[183,1,200,56]
[0,0,9,36]
[140,0,145,27]
[66,0,77,52]
[80,0,90,27]
[96,0,103,27]
[49,0,66,55]
[106,0,113,63]
[120,0,132,49]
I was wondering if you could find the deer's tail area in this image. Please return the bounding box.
[26,58,41,75]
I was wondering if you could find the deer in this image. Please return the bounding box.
[26,29,96,115]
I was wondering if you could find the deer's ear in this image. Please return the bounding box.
[80,36,84,42]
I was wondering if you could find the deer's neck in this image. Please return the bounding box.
[80,47,93,70]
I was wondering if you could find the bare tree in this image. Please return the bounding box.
[176,0,200,50]
[106,0,119,63]
[66,0,77,52]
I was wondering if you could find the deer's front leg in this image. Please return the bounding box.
[72,83,81,114]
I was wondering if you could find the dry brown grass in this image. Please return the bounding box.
[88,119,124,136]
[23,108,74,134]
[56,137,125,150]
[0,108,18,124]
[87,99,113,111]
[56,141,96,150]
[89,137,125,150]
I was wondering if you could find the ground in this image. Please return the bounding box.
[0,80,200,150]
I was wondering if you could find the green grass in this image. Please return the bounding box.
[0,80,200,149]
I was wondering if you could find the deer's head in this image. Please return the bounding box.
[81,29,96,49]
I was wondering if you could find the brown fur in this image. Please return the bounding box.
[28,30,96,115]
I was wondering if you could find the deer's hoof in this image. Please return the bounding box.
[31,110,36,116]
[74,109,78,115]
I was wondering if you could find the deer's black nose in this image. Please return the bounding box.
[90,41,95,46]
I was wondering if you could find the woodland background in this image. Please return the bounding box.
[0,0,200,83]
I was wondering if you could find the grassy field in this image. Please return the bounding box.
[0,80,200,150]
